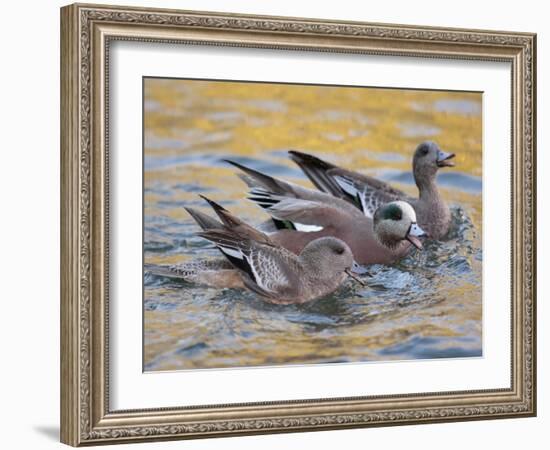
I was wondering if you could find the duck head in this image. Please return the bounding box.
[412,141,455,187]
[301,237,365,284]
[373,201,428,250]
[301,236,353,272]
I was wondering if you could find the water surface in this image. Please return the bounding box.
[143,79,482,371]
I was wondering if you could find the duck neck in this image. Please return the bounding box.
[298,245,323,278]
[301,256,328,280]
[373,226,402,251]
[415,172,440,202]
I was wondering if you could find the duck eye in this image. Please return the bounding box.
[421,146,429,156]
[334,246,345,255]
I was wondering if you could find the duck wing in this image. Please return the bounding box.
[226,160,360,231]
[289,150,409,218]
[328,168,408,218]
[248,192,354,232]
[225,159,350,205]
[288,150,342,196]
[197,229,299,299]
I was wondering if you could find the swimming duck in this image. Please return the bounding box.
[147,196,364,304]
[226,161,427,265]
[288,141,455,239]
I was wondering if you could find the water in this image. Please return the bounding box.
[143,79,482,371]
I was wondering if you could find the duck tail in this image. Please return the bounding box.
[224,159,289,195]
[199,195,274,245]
[184,206,222,231]
[198,195,246,229]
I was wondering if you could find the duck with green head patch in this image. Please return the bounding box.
[227,161,427,265]
[373,201,426,251]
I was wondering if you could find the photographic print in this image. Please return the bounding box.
[143,78,483,371]
[61,5,536,444]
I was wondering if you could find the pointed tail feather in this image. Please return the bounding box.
[224,160,301,214]
[198,195,272,244]
[184,207,222,231]
[199,195,246,229]
[224,159,289,195]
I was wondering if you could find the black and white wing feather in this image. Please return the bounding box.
[288,150,409,218]
[197,229,298,299]
[330,172,405,218]
[288,150,342,196]
[226,160,359,231]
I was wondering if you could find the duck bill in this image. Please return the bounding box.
[345,269,366,286]
[406,223,428,250]
[351,260,371,276]
[406,235,423,249]
[436,150,456,167]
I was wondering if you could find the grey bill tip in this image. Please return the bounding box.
[345,269,367,286]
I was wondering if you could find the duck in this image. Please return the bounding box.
[288,141,455,239]
[146,196,365,305]
[226,160,427,265]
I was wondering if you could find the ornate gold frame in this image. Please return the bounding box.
[60,3,536,446]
